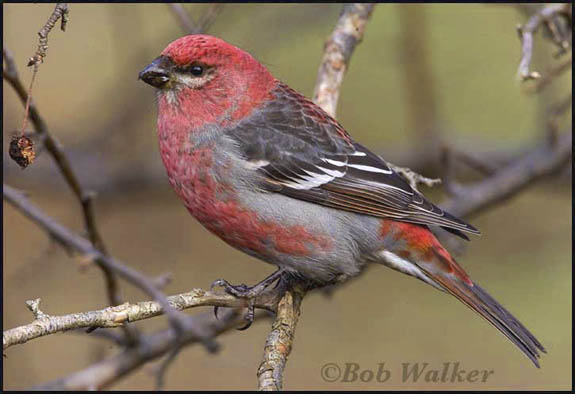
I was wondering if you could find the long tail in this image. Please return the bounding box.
[379,222,546,367]
[422,260,546,367]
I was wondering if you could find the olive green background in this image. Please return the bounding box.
[3,3,571,390]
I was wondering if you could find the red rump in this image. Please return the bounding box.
[381,220,472,285]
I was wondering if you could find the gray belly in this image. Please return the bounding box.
[236,189,382,284]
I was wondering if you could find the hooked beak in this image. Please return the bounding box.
[138,56,174,89]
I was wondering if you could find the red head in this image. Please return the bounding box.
[139,35,277,129]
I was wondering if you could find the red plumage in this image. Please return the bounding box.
[140,34,545,367]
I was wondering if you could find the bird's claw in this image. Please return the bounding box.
[236,298,256,331]
[210,278,255,297]
[210,278,261,329]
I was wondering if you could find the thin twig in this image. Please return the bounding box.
[27,3,69,68]
[3,46,125,307]
[168,4,197,34]
[388,163,442,193]
[3,185,219,352]
[167,3,223,35]
[516,3,571,81]
[195,4,223,33]
[3,45,140,342]
[313,3,375,118]
[525,54,572,94]
[154,344,184,390]
[19,3,68,134]
[8,4,69,168]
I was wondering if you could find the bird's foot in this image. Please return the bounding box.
[210,279,263,298]
[210,269,284,330]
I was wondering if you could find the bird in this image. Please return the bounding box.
[139,34,545,367]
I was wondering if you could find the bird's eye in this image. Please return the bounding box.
[190,65,204,77]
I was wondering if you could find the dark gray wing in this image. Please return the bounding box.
[228,82,479,239]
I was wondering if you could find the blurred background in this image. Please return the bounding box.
[3,3,571,390]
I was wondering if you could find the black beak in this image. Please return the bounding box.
[138,56,173,88]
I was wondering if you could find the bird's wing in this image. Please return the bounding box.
[228,82,479,239]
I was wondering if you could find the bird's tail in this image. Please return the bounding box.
[426,262,546,367]
[417,248,545,367]
[379,223,546,367]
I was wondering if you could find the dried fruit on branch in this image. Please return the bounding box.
[9,135,36,169]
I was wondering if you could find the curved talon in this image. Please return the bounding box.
[236,319,253,331]
[210,270,285,330]
[237,299,256,331]
[213,306,220,320]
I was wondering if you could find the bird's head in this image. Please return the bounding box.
[139,35,276,128]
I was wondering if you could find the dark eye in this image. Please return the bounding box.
[190,65,204,77]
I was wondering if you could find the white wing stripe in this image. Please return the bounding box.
[322,158,347,167]
[285,171,334,190]
[347,163,392,174]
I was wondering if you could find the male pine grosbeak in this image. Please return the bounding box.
[139,35,544,367]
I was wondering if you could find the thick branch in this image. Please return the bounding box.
[3,289,279,351]
[441,130,572,218]
[257,283,306,391]
[313,3,375,117]
[33,309,252,391]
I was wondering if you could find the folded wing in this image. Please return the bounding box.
[229,82,480,239]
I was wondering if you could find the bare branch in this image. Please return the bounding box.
[167,3,223,35]
[440,145,500,197]
[3,185,218,351]
[4,4,571,391]
[257,283,306,391]
[388,163,441,193]
[9,3,69,169]
[3,46,126,311]
[441,130,572,218]
[525,54,572,94]
[154,344,184,390]
[194,4,223,33]
[168,4,197,34]
[27,3,69,68]
[3,288,279,351]
[33,310,254,391]
[312,5,442,192]
[313,3,375,117]
[516,3,571,81]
